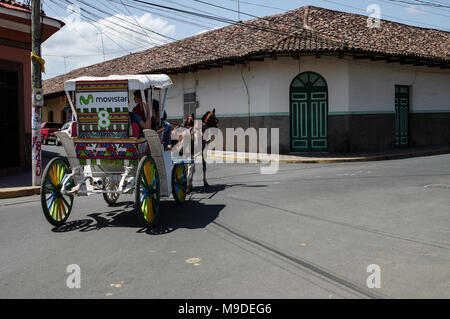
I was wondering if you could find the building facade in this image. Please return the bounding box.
[43,6,450,155]
[165,55,450,153]
[42,94,72,124]
[0,0,63,175]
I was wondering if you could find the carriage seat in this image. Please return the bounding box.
[71,121,78,137]
[130,122,140,138]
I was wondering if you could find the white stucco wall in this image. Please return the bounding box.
[165,55,351,119]
[164,55,450,120]
[348,59,450,114]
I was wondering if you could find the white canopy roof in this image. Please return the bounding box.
[64,74,173,91]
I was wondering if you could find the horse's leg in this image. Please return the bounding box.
[202,146,209,187]
[187,163,195,193]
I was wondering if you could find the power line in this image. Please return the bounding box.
[52,0,231,65]
[195,0,450,30]
[391,0,450,8]
[65,0,164,44]
[44,46,147,57]
[108,0,221,29]
[45,0,449,79]
[122,0,450,64]
[193,0,258,19]
[320,0,450,30]
[74,0,158,45]
[48,0,154,48]
[164,0,231,21]
[376,0,450,18]
[45,0,232,76]
[226,0,288,12]
[119,0,156,46]
[127,0,236,24]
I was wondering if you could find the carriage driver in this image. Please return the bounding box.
[130,90,172,148]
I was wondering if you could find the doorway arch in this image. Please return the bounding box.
[290,71,328,152]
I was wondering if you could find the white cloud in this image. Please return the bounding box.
[42,13,175,80]
[195,26,221,36]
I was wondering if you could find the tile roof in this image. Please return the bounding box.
[0,0,30,12]
[43,5,450,96]
[0,0,46,14]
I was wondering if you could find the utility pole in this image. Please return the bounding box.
[98,32,106,62]
[238,0,241,22]
[31,0,43,186]
[63,56,67,73]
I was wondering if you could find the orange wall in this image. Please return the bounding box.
[0,44,31,133]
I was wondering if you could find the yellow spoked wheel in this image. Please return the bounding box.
[40,157,74,227]
[171,164,187,205]
[135,156,160,227]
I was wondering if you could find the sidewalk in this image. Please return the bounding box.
[208,144,450,163]
[1,144,450,199]
[0,148,56,199]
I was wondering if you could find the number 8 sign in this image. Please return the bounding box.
[98,110,111,128]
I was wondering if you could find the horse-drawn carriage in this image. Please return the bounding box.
[41,74,192,228]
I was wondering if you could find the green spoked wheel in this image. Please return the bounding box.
[135,156,160,227]
[171,164,187,205]
[41,157,74,227]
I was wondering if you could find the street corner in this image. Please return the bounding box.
[0,187,40,199]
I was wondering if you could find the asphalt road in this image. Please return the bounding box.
[1,151,449,299]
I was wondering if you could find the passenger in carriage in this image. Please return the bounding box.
[184,113,195,129]
[130,90,168,130]
[130,90,172,147]
[129,90,151,131]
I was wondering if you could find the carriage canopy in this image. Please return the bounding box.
[64,74,173,92]
[62,74,173,166]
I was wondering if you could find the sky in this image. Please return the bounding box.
[40,0,450,80]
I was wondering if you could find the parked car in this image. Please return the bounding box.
[41,122,63,145]
[55,121,75,146]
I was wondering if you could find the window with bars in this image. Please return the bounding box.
[183,92,197,121]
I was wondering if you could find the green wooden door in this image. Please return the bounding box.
[290,72,328,152]
[395,86,410,147]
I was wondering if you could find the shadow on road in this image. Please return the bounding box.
[190,183,267,200]
[52,199,225,236]
[50,182,266,235]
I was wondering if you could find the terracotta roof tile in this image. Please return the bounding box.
[0,0,31,12]
[43,6,450,96]
[0,0,47,14]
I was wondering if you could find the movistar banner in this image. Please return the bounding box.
[76,91,128,109]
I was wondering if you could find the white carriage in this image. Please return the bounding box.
[40,75,191,228]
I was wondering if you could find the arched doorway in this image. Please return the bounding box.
[61,110,67,123]
[290,72,328,152]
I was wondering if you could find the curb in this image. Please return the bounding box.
[208,148,450,164]
[0,187,40,199]
[0,150,60,200]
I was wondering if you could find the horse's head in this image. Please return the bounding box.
[202,108,219,129]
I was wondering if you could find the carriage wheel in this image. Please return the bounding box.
[135,156,160,227]
[40,157,74,227]
[172,164,187,205]
[103,180,120,205]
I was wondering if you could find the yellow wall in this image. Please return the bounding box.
[43,95,68,123]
